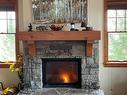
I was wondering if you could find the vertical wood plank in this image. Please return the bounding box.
[86,41,93,57]
[27,41,36,57]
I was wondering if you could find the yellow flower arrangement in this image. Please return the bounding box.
[3,86,13,94]
[3,54,23,72]
[9,54,23,72]
[2,54,23,95]
[2,86,18,95]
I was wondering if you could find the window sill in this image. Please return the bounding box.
[104,61,127,67]
[0,63,22,68]
[0,64,11,68]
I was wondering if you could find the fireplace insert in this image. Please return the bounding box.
[42,58,81,88]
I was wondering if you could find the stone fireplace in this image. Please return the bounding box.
[17,31,103,95]
[22,41,99,90]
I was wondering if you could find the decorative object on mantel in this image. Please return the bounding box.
[81,21,87,31]
[28,23,33,32]
[86,26,93,31]
[70,23,80,31]
[49,24,64,31]
[36,25,48,31]
[70,23,75,31]
[81,21,93,31]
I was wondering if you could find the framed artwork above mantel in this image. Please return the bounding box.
[32,0,87,24]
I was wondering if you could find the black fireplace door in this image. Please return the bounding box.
[42,58,81,88]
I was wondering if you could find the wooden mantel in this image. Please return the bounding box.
[17,31,101,57]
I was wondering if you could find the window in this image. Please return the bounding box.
[0,7,17,68]
[104,0,127,67]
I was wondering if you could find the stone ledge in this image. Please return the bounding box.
[18,88,104,95]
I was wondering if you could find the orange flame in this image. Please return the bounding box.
[60,73,70,83]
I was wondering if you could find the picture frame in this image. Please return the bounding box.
[32,0,87,24]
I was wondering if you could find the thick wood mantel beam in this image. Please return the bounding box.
[17,31,101,57]
[17,31,100,41]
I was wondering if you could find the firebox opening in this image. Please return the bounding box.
[42,58,81,88]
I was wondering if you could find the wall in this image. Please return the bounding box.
[0,69,19,87]
[87,0,127,95]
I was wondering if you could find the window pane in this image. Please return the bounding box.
[108,33,127,61]
[8,20,16,33]
[108,10,116,17]
[0,12,7,19]
[0,34,16,62]
[126,18,127,31]
[7,11,15,19]
[117,18,125,31]
[0,20,7,33]
[126,10,127,17]
[117,10,125,17]
[108,18,116,31]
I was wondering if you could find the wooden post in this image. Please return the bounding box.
[86,41,94,57]
[27,41,36,57]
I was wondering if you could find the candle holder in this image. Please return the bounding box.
[70,23,75,31]
[81,21,87,31]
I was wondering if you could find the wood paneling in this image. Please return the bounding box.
[27,41,36,57]
[86,41,94,57]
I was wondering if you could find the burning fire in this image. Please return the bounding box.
[60,73,70,83]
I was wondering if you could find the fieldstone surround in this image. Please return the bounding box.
[19,41,100,94]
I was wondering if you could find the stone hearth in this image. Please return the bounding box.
[18,88,104,95]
